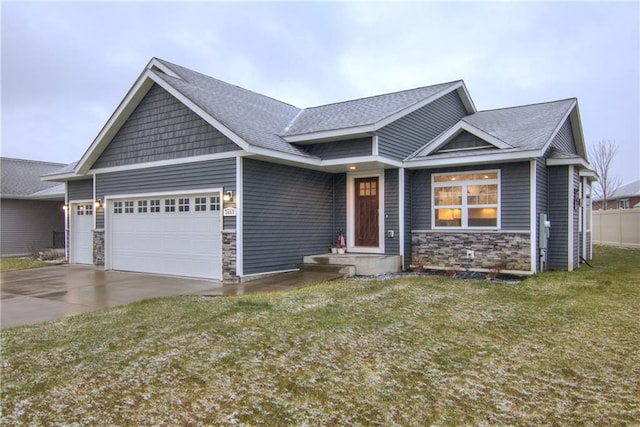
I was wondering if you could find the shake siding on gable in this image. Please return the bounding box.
[547,166,569,270]
[384,169,399,254]
[303,137,372,160]
[91,84,239,169]
[410,162,530,231]
[68,179,93,201]
[242,159,334,276]
[376,91,468,160]
[95,158,236,229]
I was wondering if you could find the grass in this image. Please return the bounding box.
[1,246,639,425]
[0,257,60,273]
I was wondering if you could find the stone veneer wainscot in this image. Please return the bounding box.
[222,230,238,283]
[412,231,531,272]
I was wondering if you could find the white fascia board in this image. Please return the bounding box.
[579,169,598,180]
[321,155,403,168]
[546,157,589,168]
[76,70,157,175]
[147,57,181,79]
[568,103,588,160]
[282,125,376,143]
[88,151,246,175]
[539,99,577,156]
[456,82,477,113]
[42,172,83,182]
[404,149,542,169]
[414,121,511,158]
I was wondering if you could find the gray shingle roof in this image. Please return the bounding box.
[461,99,575,151]
[155,59,463,153]
[599,179,640,200]
[281,81,461,137]
[1,158,66,198]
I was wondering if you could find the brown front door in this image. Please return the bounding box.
[354,177,379,247]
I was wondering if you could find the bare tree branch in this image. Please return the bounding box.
[589,139,621,210]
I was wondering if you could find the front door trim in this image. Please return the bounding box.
[347,170,385,254]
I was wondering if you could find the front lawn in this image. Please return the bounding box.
[0,257,60,273]
[1,246,639,425]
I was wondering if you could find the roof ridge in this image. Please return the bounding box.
[474,97,576,114]
[301,80,463,111]
[0,157,67,166]
[154,58,301,110]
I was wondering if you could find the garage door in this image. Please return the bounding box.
[108,193,221,279]
[70,202,94,264]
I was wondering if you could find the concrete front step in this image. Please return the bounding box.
[298,263,356,277]
[302,253,402,276]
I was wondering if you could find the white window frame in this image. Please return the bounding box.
[124,200,134,214]
[137,200,148,213]
[619,199,630,209]
[178,197,190,212]
[431,169,501,230]
[150,199,160,213]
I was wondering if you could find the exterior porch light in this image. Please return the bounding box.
[95,199,103,208]
[223,191,234,202]
[62,204,69,211]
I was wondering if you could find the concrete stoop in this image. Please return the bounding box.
[301,253,402,276]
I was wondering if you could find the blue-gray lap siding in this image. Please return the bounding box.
[384,169,400,255]
[91,84,239,169]
[404,171,413,267]
[0,199,65,256]
[376,91,468,160]
[94,158,236,229]
[547,166,569,270]
[68,179,93,201]
[410,162,531,231]
[303,137,372,160]
[536,157,548,271]
[551,119,577,155]
[437,131,494,152]
[242,158,335,275]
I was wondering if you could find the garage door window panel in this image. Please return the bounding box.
[179,198,190,212]
[150,199,160,213]
[165,199,176,212]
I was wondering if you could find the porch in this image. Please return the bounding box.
[301,253,402,276]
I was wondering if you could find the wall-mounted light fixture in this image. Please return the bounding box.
[223,191,234,202]
[95,199,103,208]
[62,204,69,211]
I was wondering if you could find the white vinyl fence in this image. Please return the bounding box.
[592,208,640,248]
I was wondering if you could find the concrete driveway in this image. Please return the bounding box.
[1,265,344,328]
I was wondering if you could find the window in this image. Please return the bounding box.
[113,201,123,214]
[433,171,499,228]
[619,199,630,209]
[165,199,176,212]
[138,200,148,213]
[76,205,84,216]
[195,197,207,211]
[150,199,160,213]
[178,198,190,212]
[85,204,93,216]
[124,201,134,214]
[210,195,220,211]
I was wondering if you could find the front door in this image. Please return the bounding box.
[354,177,379,247]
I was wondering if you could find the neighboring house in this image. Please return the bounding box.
[1,157,65,256]
[44,58,595,281]
[593,179,640,210]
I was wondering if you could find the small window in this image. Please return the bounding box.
[76,205,84,216]
[178,198,190,212]
[619,199,630,209]
[124,201,134,214]
[113,201,123,214]
[210,195,220,211]
[165,199,176,212]
[138,200,148,213]
[433,170,500,229]
[195,197,207,211]
[150,199,160,213]
[85,204,93,216]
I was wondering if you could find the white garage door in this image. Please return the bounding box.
[108,193,221,279]
[70,202,94,264]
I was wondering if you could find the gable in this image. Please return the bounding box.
[549,117,577,155]
[435,130,495,153]
[90,84,240,170]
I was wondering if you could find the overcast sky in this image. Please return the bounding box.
[2,1,639,184]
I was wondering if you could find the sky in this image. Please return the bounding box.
[2,1,639,185]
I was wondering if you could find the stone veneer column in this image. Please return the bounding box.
[93,229,105,266]
[222,231,238,283]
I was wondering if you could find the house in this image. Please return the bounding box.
[1,157,65,257]
[593,179,640,210]
[44,58,595,281]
